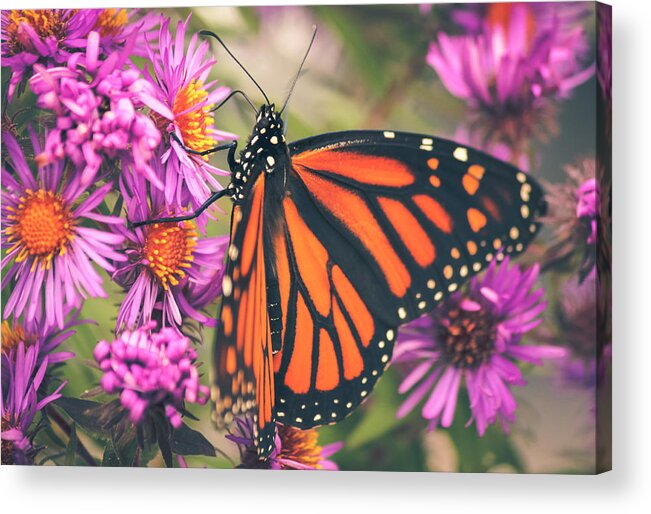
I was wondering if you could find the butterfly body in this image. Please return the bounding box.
[212,103,546,458]
[227,104,288,205]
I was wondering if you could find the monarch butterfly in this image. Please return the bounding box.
[135,30,545,458]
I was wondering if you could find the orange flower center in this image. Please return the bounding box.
[173,80,217,158]
[4,10,70,55]
[93,8,128,38]
[278,425,324,469]
[1,320,37,356]
[5,189,75,271]
[487,3,537,48]
[143,221,198,290]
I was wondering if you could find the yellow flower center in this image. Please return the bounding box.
[143,221,198,290]
[487,3,537,48]
[4,10,70,55]
[278,426,324,469]
[93,9,128,38]
[173,80,217,158]
[1,320,37,356]
[5,189,75,271]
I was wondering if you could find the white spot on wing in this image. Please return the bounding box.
[453,147,469,162]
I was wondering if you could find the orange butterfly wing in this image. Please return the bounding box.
[270,131,544,428]
[212,177,276,457]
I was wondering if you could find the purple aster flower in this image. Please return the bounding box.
[139,15,234,212]
[451,2,591,38]
[538,271,611,388]
[93,322,209,429]
[542,158,608,281]
[1,9,99,99]
[576,178,599,245]
[394,257,566,436]
[427,2,593,156]
[110,173,228,332]
[1,308,81,372]
[91,8,159,57]
[2,130,126,329]
[29,31,161,186]
[1,341,65,465]
[228,417,343,470]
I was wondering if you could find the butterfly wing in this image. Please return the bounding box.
[271,130,545,428]
[212,176,276,457]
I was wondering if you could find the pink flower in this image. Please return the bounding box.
[29,31,161,186]
[427,3,594,162]
[139,15,234,214]
[2,130,125,328]
[1,341,65,464]
[394,258,566,436]
[1,9,98,99]
[111,172,227,332]
[93,322,209,428]
[228,417,343,470]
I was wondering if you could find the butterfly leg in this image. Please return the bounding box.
[170,132,238,161]
[130,188,230,228]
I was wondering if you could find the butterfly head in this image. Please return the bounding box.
[228,104,288,203]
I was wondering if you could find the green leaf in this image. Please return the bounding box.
[55,397,106,436]
[64,422,78,466]
[446,389,525,473]
[102,443,120,467]
[153,414,174,468]
[171,423,216,457]
[102,435,138,467]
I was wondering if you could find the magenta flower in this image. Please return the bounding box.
[1,309,81,372]
[2,130,126,329]
[543,158,606,281]
[576,178,599,245]
[1,342,65,465]
[139,15,234,212]
[228,417,343,470]
[111,173,227,331]
[91,8,159,57]
[93,322,209,429]
[427,2,594,158]
[29,31,161,186]
[540,271,610,388]
[450,2,591,37]
[0,9,98,99]
[394,258,566,436]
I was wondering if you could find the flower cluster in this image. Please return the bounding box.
[1,9,228,465]
[93,322,209,428]
[394,258,566,436]
[29,31,161,185]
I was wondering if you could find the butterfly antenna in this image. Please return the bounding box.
[279,25,317,116]
[199,30,271,106]
[211,89,259,115]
